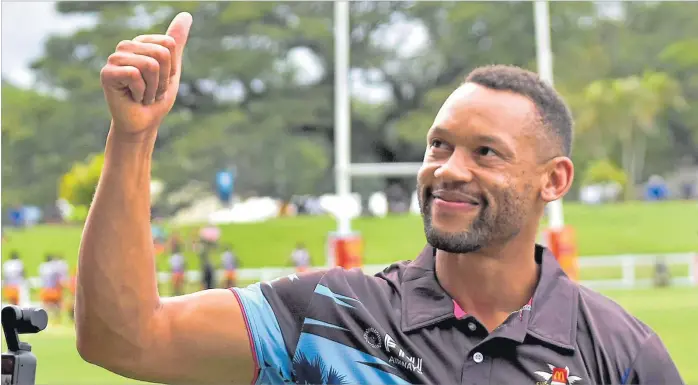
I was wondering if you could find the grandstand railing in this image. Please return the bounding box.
[22,253,698,292]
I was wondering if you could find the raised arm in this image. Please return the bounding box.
[74,13,254,385]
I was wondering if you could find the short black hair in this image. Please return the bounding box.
[464,65,574,157]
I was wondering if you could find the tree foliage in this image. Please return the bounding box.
[59,153,104,207]
[3,1,698,207]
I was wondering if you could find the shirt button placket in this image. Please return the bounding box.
[473,352,484,363]
[461,350,493,385]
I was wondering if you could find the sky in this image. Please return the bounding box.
[0,1,398,103]
[2,1,96,87]
[0,1,624,101]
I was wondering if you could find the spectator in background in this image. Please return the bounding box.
[168,231,183,254]
[221,246,239,288]
[200,249,215,290]
[290,243,311,273]
[645,175,669,201]
[654,256,670,288]
[169,245,186,296]
[2,251,25,305]
[9,206,24,228]
[39,255,62,323]
[55,255,70,288]
[53,255,71,317]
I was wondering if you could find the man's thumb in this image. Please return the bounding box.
[166,12,193,69]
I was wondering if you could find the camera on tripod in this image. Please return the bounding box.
[2,306,48,385]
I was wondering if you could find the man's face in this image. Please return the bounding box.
[417,83,548,254]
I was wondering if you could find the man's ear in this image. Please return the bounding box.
[540,157,574,202]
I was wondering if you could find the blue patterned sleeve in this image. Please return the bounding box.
[231,271,326,385]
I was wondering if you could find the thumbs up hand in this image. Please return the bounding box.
[100,12,192,137]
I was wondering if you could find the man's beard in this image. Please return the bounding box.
[418,184,526,254]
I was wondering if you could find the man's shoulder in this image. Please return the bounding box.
[320,260,414,287]
[575,284,656,352]
[302,260,415,308]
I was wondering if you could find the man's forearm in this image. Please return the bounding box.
[76,125,160,363]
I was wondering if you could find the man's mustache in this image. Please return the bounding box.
[422,185,485,206]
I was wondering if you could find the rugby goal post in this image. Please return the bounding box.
[332,0,565,240]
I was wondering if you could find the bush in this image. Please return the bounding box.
[68,205,89,223]
[59,154,104,207]
[582,159,628,188]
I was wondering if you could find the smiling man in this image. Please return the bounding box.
[77,13,683,385]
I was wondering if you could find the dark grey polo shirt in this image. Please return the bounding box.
[232,244,684,385]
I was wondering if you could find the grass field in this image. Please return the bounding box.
[2,201,697,383]
[3,201,698,275]
[12,286,698,384]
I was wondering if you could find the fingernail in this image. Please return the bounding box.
[156,94,165,101]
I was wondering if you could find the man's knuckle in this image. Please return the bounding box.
[127,68,142,81]
[107,53,123,65]
[161,36,176,51]
[100,66,111,80]
[115,40,132,51]
[144,58,160,73]
[152,46,171,63]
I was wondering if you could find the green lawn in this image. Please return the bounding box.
[3,201,697,383]
[3,201,698,275]
[14,286,698,385]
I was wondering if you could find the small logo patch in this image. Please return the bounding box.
[535,364,582,385]
[363,328,382,349]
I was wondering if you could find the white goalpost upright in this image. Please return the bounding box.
[534,0,565,230]
[332,0,565,240]
[334,0,353,237]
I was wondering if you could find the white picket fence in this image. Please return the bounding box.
[16,253,698,301]
[574,252,697,290]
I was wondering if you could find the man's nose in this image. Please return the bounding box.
[433,152,474,183]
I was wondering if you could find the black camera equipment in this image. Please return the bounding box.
[2,306,48,385]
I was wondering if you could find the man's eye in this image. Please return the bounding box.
[477,147,497,157]
[430,139,445,148]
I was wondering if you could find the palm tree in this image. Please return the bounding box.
[576,71,685,199]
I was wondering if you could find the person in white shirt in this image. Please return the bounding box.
[39,255,63,321]
[54,256,70,286]
[2,251,25,305]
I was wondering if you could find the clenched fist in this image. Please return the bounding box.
[100,12,192,137]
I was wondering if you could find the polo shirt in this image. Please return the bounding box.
[231,244,684,385]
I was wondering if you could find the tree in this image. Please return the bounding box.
[577,71,685,199]
[5,1,698,208]
[28,2,598,197]
[1,81,90,207]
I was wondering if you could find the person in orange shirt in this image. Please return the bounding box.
[2,251,25,305]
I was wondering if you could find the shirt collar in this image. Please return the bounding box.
[400,244,578,351]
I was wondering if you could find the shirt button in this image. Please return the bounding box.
[473,352,484,363]
[467,322,477,331]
